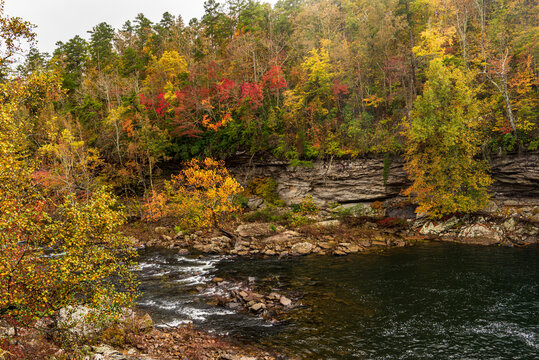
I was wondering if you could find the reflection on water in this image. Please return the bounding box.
[137,243,538,359]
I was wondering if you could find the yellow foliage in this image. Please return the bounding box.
[143,50,188,92]
[144,158,243,230]
[403,56,492,217]
[0,75,138,327]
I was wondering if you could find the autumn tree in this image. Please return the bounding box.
[404,30,492,217]
[0,15,138,342]
[0,0,35,77]
[145,158,243,231]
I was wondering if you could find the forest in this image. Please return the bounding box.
[0,0,537,358]
[4,0,539,215]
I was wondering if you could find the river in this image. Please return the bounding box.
[134,243,538,359]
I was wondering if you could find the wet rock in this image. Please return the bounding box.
[212,277,224,283]
[290,242,314,255]
[227,302,241,310]
[279,296,292,307]
[250,303,266,312]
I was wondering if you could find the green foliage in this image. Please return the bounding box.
[246,177,281,205]
[403,55,492,217]
[242,205,292,224]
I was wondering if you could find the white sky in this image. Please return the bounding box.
[5,0,277,55]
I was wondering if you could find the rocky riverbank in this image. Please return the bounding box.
[0,310,282,360]
[131,204,537,258]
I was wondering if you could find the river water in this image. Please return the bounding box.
[135,243,538,359]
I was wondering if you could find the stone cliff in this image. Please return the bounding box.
[229,152,539,207]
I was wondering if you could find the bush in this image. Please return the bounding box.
[245,177,281,205]
[291,195,318,214]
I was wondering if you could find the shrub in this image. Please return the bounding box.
[246,177,280,205]
[291,195,318,214]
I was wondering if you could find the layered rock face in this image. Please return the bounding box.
[229,153,539,207]
[489,153,539,204]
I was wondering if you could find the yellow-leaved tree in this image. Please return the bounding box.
[145,158,243,231]
[0,72,138,336]
[403,28,492,218]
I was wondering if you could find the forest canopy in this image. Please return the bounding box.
[3,0,539,214]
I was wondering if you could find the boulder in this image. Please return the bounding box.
[503,218,517,232]
[279,296,292,307]
[247,196,267,210]
[57,306,100,338]
[250,303,266,312]
[154,226,168,234]
[91,344,154,360]
[290,242,314,255]
[177,248,189,255]
[420,217,458,236]
[347,244,360,253]
[265,230,303,244]
[236,223,275,237]
[137,313,154,332]
[458,224,504,245]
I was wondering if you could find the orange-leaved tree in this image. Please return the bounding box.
[144,158,243,231]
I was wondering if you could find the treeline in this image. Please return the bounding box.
[6,0,539,213]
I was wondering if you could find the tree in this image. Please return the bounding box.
[16,47,49,76]
[53,35,89,94]
[0,74,138,332]
[145,158,243,231]
[0,0,35,77]
[403,44,492,217]
[88,22,116,69]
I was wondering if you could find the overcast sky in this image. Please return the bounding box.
[5,0,277,55]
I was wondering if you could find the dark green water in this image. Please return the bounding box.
[136,243,538,359]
